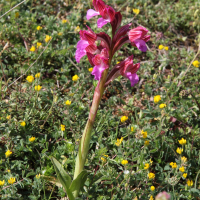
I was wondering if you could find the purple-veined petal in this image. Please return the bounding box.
[91,64,106,80]
[76,40,89,50]
[134,39,147,52]
[124,72,139,87]
[86,9,100,20]
[75,48,86,63]
[97,18,110,28]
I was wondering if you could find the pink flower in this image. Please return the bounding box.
[91,48,109,80]
[105,55,140,87]
[87,0,116,28]
[128,26,150,52]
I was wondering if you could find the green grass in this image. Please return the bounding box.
[0,0,200,199]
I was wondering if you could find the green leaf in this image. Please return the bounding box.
[69,170,88,193]
[51,157,74,200]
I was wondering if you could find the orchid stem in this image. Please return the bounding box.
[73,68,109,197]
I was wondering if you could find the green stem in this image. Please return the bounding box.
[73,68,109,197]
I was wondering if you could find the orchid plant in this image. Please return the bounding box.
[51,0,150,199]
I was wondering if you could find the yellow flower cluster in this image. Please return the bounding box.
[36,26,42,30]
[144,140,149,146]
[61,124,65,131]
[45,35,52,43]
[141,130,147,138]
[179,138,186,145]
[35,85,42,91]
[181,156,187,163]
[26,75,34,83]
[101,155,108,162]
[131,127,134,132]
[159,103,166,109]
[170,162,177,169]
[182,173,187,178]
[149,195,154,200]
[36,174,41,179]
[115,137,123,146]
[0,180,5,186]
[29,137,36,142]
[158,45,169,50]
[192,60,199,68]
[121,116,128,123]
[35,73,40,78]
[148,173,155,179]
[65,100,71,106]
[75,26,80,33]
[144,163,149,170]
[88,68,93,72]
[37,42,42,48]
[121,160,128,165]
[150,186,155,191]
[72,75,79,81]
[179,166,185,172]
[62,19,68,23]
[176,147,183,154]
[30,46,36,52]
[187,180,193,187]
[5,150,12,158]
[8,177,16,184]
[154,95,161,103]
[6,115,11,120]
[20,121,26,126]
[133,9,140,15]
[58,32,63,36]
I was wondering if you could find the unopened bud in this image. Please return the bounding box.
[155,191,170,200]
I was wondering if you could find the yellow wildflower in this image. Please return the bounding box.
[26,75,34,83]
[181,156,187,163]
[5,150,12,158]
[159,104,166,109]
[150,186,155,191]
[144,140,149,146]
[15,12,19,18]
[65,100,71,106]
[148,173,155,179]
[154,95,161,103]
[0,180,5,186]
[121,160,128,165]
[141,130,147,138]
[101,155,108,162]
[36,26,42,30]
[121,116,128,123]
[116,61,120,64]
[45,35,52,43]
[72,75,79,81]
[131,127,134,132]
[36,174,41,179]
[35,85,42,91]
[176,147,183,154]
[7,169,11,173]
[30,46,36,52]
[75,26,80,33]
[158,45,164,50]
[37,42,42,48]
[187,180,193,187]
[20,121,26,127]
[62,19,68,23]
[179,138,186,145]
[88,68,93,72]
[61,124,65,131]
[6,115,11,120]
[35,73,40,78]
[58,32,63,36]
[192,60,199,68]
[164,46,169,50]
[183,173,187,178]
[179,166,185,172]
[144,163,149,170]
[29,137,36,142]
[133,9,140,15]
[149,196,154,200]
[170,162,177,169]
[8,177,16,184]
[115,137,123,146]
[150,159,153,165]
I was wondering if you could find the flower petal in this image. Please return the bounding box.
[124,72,139,87]
[97,17,110,28]
[91,65,106,80]
[86,9,100,20]
[76,39,89,50]
[134,39,147,52]
[75,48,86,63]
